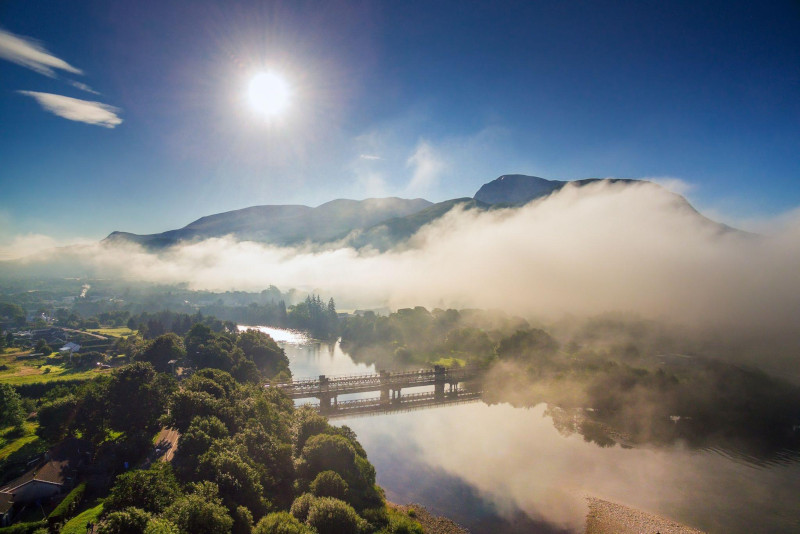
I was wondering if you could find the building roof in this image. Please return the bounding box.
[0,438,89,495]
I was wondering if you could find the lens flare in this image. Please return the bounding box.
[247,71,291,118]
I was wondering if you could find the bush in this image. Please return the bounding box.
[309,470,348,501]
[305,497,366,534]
[253,512,313,534]
[289,494,316,523]
[143,518,180,534]
[104,463,180,514]
[48,482,87,527]
[98,507,152,534]
[0,522,47,534]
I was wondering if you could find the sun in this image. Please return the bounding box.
[247,71,291,118]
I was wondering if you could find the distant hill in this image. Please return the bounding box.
[103,175,738,252]
[104,197,433,249]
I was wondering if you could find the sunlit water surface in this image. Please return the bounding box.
[248,327,800,534]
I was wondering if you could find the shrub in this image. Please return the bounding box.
[253,512,313,534]
[289,493,316,523]
[143,518,180,534]
[309,470,348,501]
[98,507,152,534]
[0,522,47,534]
[305,497,366,534]
[47,482,86,528]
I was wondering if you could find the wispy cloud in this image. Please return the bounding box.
[406,140,445,195]
[18,91,122,128]
[68,80,100,95]
[359,154,382,160]
[0,29,82,77]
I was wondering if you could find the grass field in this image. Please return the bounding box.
[60,502,103,534]
[0,348,110,386]
[87,327,135,337]
[0,422,40,460]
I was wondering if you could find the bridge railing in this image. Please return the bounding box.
[308,388,480,410]
[269,365,485,392]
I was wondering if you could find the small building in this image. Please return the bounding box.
[59,342,81,354]
[0,439,90,525]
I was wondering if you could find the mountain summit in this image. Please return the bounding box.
[473,175,566,205]
[473,174,643,205]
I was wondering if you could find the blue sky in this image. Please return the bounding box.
[1,0,798,245]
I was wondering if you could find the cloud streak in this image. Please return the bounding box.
[68,80,100,95]
[0,29,82,77]
[18,91,122,128]
[406,141,445,195]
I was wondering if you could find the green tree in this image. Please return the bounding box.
[104,463,181,515]
[37,394,78,441]
[163,482,234,534]
[305,497,366,534]
[309,471,348,501]
[144,518,180,534]
[253,512,313,534]
[236,330,288,378]
[289,494,316,524]
[107,362,173,435]
[137,333,186,373]
[197,441,269,517]
[34,338,52,355]
[99,507,152,534]
[0,383,26,430]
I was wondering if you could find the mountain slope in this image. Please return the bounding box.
[345,198,491,251]
[105,197,433,249]
[103,175,740,252]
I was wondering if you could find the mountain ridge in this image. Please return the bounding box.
[103,175,736,251]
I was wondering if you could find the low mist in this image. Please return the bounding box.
[7,180,800,369]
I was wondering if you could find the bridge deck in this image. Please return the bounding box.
[270,366,483,400]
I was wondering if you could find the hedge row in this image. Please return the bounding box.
[0,520,46,534]
[48,482,86,527]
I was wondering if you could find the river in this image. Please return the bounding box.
[242,326,800,533]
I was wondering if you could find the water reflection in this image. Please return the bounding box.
[261,327,800,534]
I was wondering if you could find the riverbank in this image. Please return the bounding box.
[585,498,706,534]
[390,503,469,534]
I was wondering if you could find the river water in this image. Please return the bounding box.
[243,326,800,533]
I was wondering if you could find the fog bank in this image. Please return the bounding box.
[11,182,795,326]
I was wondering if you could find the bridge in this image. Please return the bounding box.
[269,365,484,416]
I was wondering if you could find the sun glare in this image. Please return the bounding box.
[247,71,291,118]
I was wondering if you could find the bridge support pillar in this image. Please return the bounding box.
[379,370,391,405]
[319,394,332,413]
[434,365,445,399]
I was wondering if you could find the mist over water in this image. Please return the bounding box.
[276,333,800,534]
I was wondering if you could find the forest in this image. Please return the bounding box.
[0,313,423,534]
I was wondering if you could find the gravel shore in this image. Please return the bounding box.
[391,503,470,534]
[585,497,706,534]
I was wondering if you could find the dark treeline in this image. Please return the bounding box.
[339,306,800,463]
[127,295,337,341]
[10,315,422,534]
[340,306,530,369]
